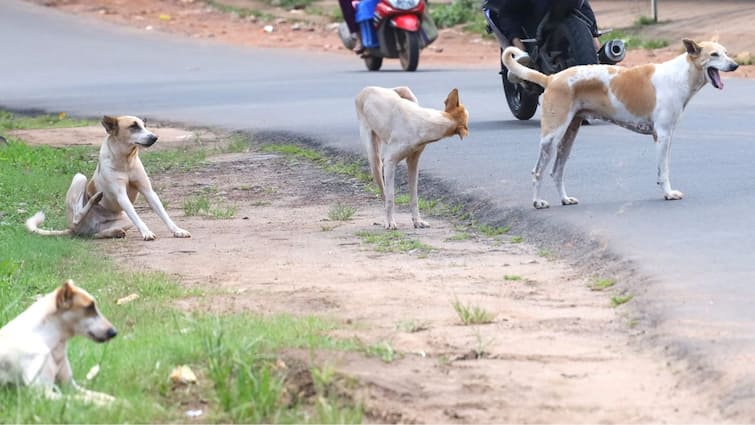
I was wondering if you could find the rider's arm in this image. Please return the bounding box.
[579,0,600,37]
[495,0,527,46]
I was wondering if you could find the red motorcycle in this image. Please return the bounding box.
[338,0,437,71]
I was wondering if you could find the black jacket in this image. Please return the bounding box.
[482,0,597,42]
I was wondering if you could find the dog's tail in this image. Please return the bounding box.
[25,211,71,236]
[502,46,550,88]
[392,86,419,104]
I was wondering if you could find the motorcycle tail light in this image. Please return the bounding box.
[387,0,420,10]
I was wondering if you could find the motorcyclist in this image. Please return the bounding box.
[482,0,601,52]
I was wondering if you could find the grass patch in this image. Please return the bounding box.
[510,235,523,243]
[396,319,429,333]
[611,294,634,307]
[262,143,373,184]
[0,110,96,130]
[183,196,237,219]
[503,275,522,281]
[430,0,489,37]
[600,30,668,50]
[0,112,362,423]
[634,15,657,26]
[202,0,274,20]
[475,223,510,237]
[361,341,398,363]
[356,230,432,254]
[590,278,616,291]
[328,203,357,221]
[452,299,494,325]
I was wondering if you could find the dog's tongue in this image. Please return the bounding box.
[710,68,724,89]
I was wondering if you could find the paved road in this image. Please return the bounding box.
[2,0,754,416]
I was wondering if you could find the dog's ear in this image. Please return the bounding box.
[55,279,76,310]
[444,88,460,112]
[102,115,118,135]
[682,39,702,57]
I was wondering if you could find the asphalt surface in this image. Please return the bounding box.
[2,0,754,417]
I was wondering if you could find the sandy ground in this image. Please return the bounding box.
[9,125,723,422]
[28,0,755,78]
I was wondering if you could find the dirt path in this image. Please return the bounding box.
[13,125,720,422]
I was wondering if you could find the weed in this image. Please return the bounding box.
[396,319,429,333]
[634,15,656,26]
[446,231,471,241]
[452,299,494,325]
[183,196,237,219]
[430,0,489,37]
[328,203,357,221]
[611,294,634,307]
[503,275,522,281]
[0,110,95,131]
[538,249,554,259]
[590,278,616,291]
[476,223,510,237]
[202,0,274,20]
[222,134,250,153]
[356,230,432,254]
[362,341,398,363]
[510,235,523,243]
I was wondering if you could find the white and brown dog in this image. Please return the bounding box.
[26,115,191,240]
[503,39,738,209]
[356,86,469,229]
[0,280,117,404]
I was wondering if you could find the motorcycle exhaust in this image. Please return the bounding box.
[598,39,625,65]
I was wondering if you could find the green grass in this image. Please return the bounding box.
[510,235,523,244]
[202,0,274,20]
[0,110,96,130]
[183,196,237,219]
[503,275,522,282]
[452,299,494,325]
[475,223,510,237]
[356,230,432,254]
[361,341,398,363]
[261,143,373,184]
[634,15,657,26]
[600,30,668,50]
[430,0,489,37]
[590,278,616,291]
[396,319,429,333]
[328,203,357,221]
[611,294,633,307]
[0,111,362,423]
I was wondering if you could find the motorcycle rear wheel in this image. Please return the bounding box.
[364,56,383,71]
[501,49,539,120]
[398,30,420,72]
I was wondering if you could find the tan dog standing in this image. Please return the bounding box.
[26,116,191,240]
[0,280,117,404]
[503,39,738,208]
[356,86,469,229]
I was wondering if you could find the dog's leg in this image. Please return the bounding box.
[532,132,561,209]
[72,192,102,226]
[551,117,582,206]
[382,159,398,230]
[115,191,157,241]
[655,129,683,200]
[94,227,128,239]
[141,190,191,238]
[361,124,385,199]
[58,352,115,405]
[406,148,429,228]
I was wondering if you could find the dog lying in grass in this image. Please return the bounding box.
[0,279,117,405]
[355,86,469,229]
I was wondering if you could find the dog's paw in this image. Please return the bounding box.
[413,219,430,229]
[173,228,191,238]
[113,228,127,239]
[561,197,579,206]
[533,200,550,209]
[142,231,157,241]
[384,221,398,231]
[664,190,684,201]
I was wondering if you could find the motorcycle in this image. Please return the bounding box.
[338,0,438,72]
[483,0,626,120]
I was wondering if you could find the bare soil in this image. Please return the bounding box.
[15,125,721,422]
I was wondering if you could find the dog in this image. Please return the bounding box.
[26,115,191,240]
[502,39,738,209]
[0,279,117,404]
[355,86,469,229]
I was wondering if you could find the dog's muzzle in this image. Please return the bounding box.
[138,135,158,147]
